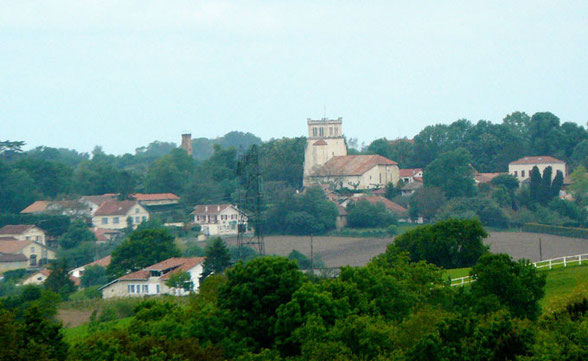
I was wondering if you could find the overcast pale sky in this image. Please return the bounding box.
[1,1,587,154]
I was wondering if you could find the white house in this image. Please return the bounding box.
[508,156,566,182]
[69,255,111,280]
[99,257,205,299]
[92,200,149,230]
[192,204,247,236]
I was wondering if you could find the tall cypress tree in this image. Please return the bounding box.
[551,170,564,199]
[530,166,542,203]
[540,166,553,204]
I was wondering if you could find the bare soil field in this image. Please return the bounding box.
[227,232,588,268]
[57,309,95,328]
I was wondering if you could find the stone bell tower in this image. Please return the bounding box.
[303,117,347,186]
[180,133,193,156]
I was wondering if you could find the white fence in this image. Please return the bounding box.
[450,253,588,287]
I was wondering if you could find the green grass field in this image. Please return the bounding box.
[541,263,588,306]
[63,317,133,345]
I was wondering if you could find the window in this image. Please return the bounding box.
[31,247,35,253]
[102,217,108,224]
[113,217,120,224]
[156,284,160,294]
[136,216,141,224]
[26,236,30,240]
[312,127,317,137]
[319,127,324,137]
[36,236,40,242]
[136,285,141,294]
[29,255,37,266]
[521,170,525,177]
[329,127,333,136]
[514,171,518,176]
[129,285,135,293]
[143,285,149,293]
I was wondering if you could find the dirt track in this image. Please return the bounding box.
[227,232,588,268]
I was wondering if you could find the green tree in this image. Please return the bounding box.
[390,218,489,268]
[347,199,397,228]
[470,253,546,320]
[81,265,107,288]
[201,237,232,280]
[165,271,194,293]
[218,257,304,351]
[107,228,180,278]
[569,165,588,204]
[44,259,76,299]
[423,148,476,198]
[408,187,446,221]
[58,220,96,249]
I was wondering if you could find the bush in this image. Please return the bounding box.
[522,223,588,239]
[347,200,397,228]
[389,218,489,268]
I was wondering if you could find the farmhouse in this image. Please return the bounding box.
[0,239,55,268]
[508,156,566,182]
[92,200,149,230]
[100,257,205,299]
[192,204,247,236]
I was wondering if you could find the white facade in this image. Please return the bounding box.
[101,262,203,299]
[193,205,247,236]
[508,157,566,182]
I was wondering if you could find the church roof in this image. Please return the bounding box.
[313,139,328,146]
[313,155,397,176]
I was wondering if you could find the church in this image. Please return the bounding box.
[303,118,399,190]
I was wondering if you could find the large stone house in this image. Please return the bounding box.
[80,194,118,216]
[192,204,247,236]
[92,200,149,230]
[306,154,399,190]
[303,118,399,189]
[0,239,55,269]
[508,156,566,182]
[100,257,205,299]
[0,225,47,246]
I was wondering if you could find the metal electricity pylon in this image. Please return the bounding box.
[236,144,265,258]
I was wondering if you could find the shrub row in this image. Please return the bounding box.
[522,223,588,239]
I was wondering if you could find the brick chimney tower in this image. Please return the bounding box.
[181,133,193,156]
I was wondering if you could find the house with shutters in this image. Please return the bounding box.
[99,257,205,299]
[508,156,567,182]
[192,204,247,236]
[92,200,149,230]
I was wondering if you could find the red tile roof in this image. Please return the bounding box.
[131,193,180,201]
[313,139,328,146]
[0,225,37,235]
[361,196,408,214]
[81,194,118,206]
[94,200,139,216]
[509,156,565,165]
[399,168,423,178]
[314,155,398,176]
[119,257,205,281]
[0,240,32,254]
[0,254,28,263]
[474,172,504,184]
[20,201,51,214]
[192,204,233,215]
[84,255,112,268]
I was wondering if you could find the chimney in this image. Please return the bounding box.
[180,133,193,156]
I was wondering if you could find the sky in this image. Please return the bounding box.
[1,1,587,154]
